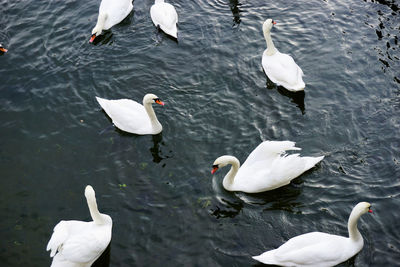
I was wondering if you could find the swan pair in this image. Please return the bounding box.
[90,0,178,42]
[47,186,112,267]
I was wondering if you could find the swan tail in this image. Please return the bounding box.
[260,140,301,155]
[252,250,279,265]
[47,221,69,257]
[303,155,324,171]
[95,96,109,111]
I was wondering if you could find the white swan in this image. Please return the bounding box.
[211,141,324,193]
[90,0,133,43]
[47,185,112,267]
[0,43,7,53]
[252,202,373,267]
[262,19,305,91]
[150,0,178,39]
[96,93,164,135]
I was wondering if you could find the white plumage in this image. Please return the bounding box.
[90,0,133,42]
[47,186,112,267]
[262,19,305,91]
[252,202,373,267]
[211,141,324,193]
[150,0,178,38]
[96,93,164,135]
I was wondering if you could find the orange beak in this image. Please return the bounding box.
[211,166,218,174]
[272,20,277,25]
[368,208,373,213]
[89,34,96,43]
[0,47,7,53]
[155,99,165,106]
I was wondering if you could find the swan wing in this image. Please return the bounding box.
[242,141,300,168]
[262,51,305,91]
[100,0,133,29]
[57,223,110,263]
[150,2,178,37]
[96,97,152,134]
[47,220,71,257]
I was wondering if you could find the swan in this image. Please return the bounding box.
[150,0,178,39]
[90,0,133,43]
[262,19,305,91]
[96,93,164,135]
[47,185,112,267]
[211,141,324,193]
[0,44,7,53]
[252,202,373,267]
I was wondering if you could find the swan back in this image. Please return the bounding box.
[150,0,178,38]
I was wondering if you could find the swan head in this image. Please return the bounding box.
[353,202,373,215]
[211,155,237,174]
[262,18,276,33]
[90,13,108,43]
[85,185,96,201]
[0,44,7,53]
[143,93,165,106]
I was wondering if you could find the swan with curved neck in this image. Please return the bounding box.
[261,18,305,91]
[150,0,179,39]
[211,141,324,193]
[96,93,165,135]
[90,0,133,43]
[253,202,373,266]
[47,185,112,267]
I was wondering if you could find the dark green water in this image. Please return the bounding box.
[1,0,399,266]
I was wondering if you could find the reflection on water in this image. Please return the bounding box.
[210,198,244,219]
[277,88,305,114]
[150,133,165,163]
[228,0,241,26]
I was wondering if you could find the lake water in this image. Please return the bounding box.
[0,0,399,266]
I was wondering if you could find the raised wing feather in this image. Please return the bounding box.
[47,220,70,257]
[100,0,133,29]
[150,2,178,36]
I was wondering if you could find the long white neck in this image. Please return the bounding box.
[87,196,104,225]
[94,13,107,33]
[222,156,241,191]
[144,102,162,131]
[347,207,363,241]
[263,28,277,56]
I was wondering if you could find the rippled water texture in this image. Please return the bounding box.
[1,0,399,266]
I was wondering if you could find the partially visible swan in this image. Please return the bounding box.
[96,93,164,135]
[211,141,324,193]
[262,19,305,91]
[252,202,373,266]
[0,43,7,53]
[90,0,133,43]
[47,185,112,267]
[150,0,178,39]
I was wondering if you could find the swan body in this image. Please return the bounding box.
[150,0,178,38]
[47,186,112,267]
[211,141,324,193]
[96,93,164,135]
[252,202,373,267]
[90,0,133,42]
[262,19,305,91]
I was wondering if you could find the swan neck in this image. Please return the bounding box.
[96,13,107,31]
[348,208,363,241]
[144,102,161,129]
[87,197,104,225]
[263,28,277,56]
[222,157,240,190]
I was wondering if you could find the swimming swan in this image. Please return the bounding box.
[211,141,324,193]
[47,185,112,267]
[262,19,305,91]
[252,202,373,266]
[96,93,165,135]
[150,0,178,39]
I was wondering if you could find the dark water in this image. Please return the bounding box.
[1,0,399,266]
